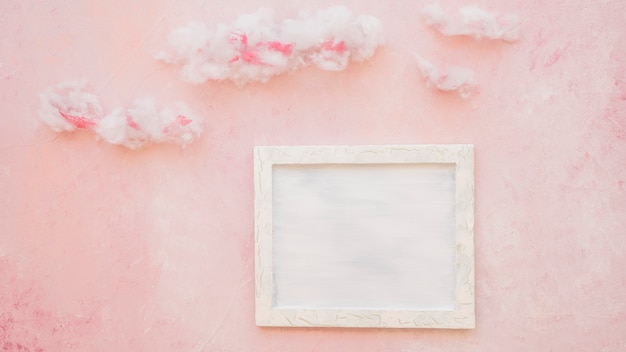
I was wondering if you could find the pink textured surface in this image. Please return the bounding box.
[1,0,625,351]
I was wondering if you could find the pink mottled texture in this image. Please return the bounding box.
[0,0,625,351]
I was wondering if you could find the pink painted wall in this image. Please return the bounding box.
[1,0,625,350]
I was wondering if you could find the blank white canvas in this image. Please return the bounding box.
[255,144,475,329]
[272,163,456,311]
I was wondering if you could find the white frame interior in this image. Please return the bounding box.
[254,144,475,329]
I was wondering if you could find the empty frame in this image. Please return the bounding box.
[254,145,474,329]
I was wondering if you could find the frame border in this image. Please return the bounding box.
[254,144,474,329]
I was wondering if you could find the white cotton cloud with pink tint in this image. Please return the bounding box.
[422,3,520,42]
[38,81,103,132]
[415,54,478,99]
[96,99,202,149]
[39,81,204,149]
[157,6,384,86]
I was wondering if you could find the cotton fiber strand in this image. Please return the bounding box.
[422,3,520,42]
[157,6,384,86]
[39,81,103,132]
[415,54,478,99]
[39,81,204,149]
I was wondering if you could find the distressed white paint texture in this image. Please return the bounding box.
[272,164,456,310]
[255,145,474,328]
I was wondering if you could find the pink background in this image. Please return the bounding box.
[1,0,625,350]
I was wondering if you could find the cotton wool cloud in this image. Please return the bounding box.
[157,6,384,86]
[415,54,478,99]
[39,81,204,149]
[422,3,520,42]
[39,81,103,132]
[96,99,203,149]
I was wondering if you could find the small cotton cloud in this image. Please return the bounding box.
[415,54,478,99]
[39,81,204,149]
[39,80,103,132]
[422,3,520,42]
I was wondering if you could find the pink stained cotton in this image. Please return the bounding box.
[96,99,203,150]
[157,6,384,86]
[39,81,204,149]
[39,80,103,132]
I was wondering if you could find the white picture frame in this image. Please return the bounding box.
[254,144,474,329]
